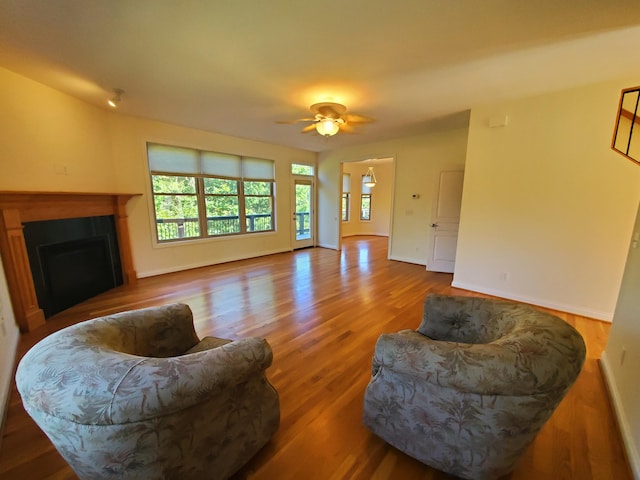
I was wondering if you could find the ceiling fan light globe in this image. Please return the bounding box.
[315,118,340,136]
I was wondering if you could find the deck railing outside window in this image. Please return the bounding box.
[156,212,310,241]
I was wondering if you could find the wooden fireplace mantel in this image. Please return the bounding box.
[0,191,141,332]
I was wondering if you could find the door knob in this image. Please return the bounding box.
[431,223,439,228]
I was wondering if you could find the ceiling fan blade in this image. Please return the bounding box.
[339,123,357,134]
[301,123,317,133]
[343,114,374,124]
[276,118,315,124]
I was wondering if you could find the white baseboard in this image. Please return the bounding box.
[450,281,613,322]
[138,247,292,278]
[600,352,640,480]
[317,243,338,250]
[388,254,426,266]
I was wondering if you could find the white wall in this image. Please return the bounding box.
[341,161,393,237]
[0,255,20,433]
[318,127,469,262]
[454,79,640,320]
[602,200,640,478]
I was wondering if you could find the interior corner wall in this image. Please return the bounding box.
[341,161,393,238]
[0,254,20,434]
[454,78,640,320]
[602,199,640,478]
[318,127,469,261]
[108,114,316,277]
[0,66,116,191]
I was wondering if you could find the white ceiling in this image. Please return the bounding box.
[1,1,640,152]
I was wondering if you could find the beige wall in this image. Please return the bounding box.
[0,67,116,192]
[108,115,315,277]
[318,127,469,262]
[602,200,640,477]
[341,161,393,238]
[454,79,640,320]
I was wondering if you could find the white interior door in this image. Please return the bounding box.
[427,170,464,273]
[292,178,314,249]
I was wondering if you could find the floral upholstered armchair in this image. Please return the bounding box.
[363,294,586,480]
[16,303,280,480]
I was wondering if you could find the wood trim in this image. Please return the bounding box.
[0,191,141,332]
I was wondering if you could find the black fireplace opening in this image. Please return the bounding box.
[23,216,123,318]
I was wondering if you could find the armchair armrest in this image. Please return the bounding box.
[110,337,275,423]
[372,328,582,396]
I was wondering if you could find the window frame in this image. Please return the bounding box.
[148,143,275,243]
[360,193,371,221]
[341,192,351,222]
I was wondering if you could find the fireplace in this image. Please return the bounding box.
[0,191,139,332]
[23,216,123,318]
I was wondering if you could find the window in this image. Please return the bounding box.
[291,163,314,175]
[360,194,371,221]
[361,175,372,221]
[342,173,351,222]
[148,143,275,242]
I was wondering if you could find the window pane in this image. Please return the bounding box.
[152,175,196,194]
[342,193,350,221]
[292,164,314,175]
[205,196,240,235]
[154,194,200,240]
[203,177,238,194]
[244,181,271,195]
[245,196,273,232]
[361,194,371,220]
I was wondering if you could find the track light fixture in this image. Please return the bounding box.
[108,88,124,108]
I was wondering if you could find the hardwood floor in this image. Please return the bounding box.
[0,236,631,479]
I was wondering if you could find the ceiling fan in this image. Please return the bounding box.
[278,102,374,137]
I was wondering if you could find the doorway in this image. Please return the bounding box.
[427,170,464,273]
[292,178,314,249]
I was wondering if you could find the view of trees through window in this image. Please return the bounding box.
[152,175,274,240]
[149,143,275,242]
[360,194,371,221]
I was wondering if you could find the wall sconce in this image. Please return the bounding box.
[108,88,124,108]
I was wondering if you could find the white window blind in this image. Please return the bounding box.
[147,143,274,180]
[201,151,242,177]
[362,176,372,194]
[148,144,199,173]
[343,173,351,193]
[243,157,275,180]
